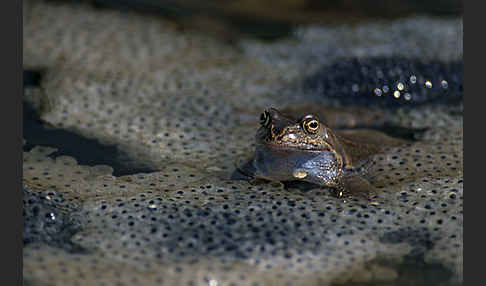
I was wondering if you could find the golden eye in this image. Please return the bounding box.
[260,110,271,127]
[303,119,319,133]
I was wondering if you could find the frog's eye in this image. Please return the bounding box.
[303,119,320,133]
[260,110,271,127]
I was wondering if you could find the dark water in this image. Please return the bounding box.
[88,0,461,41]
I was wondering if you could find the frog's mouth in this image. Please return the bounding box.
[259,141,330,152]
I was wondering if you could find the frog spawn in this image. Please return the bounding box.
[23,125,462,286]
[23,111,463,284]
[23,188,84,253]
[36,66,260,174]
[24,0,462,173]
[23,1,462,285]
[300,57,463,107]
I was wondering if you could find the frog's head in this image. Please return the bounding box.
[256,108,343,154]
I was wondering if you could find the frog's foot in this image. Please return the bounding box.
[330,185,346,199]
[337,175,377,200]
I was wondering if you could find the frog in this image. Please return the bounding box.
[236,107,405,198]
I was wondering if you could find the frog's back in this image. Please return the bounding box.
[336,129,405,169]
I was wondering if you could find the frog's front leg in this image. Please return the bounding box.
[330,182,346,198]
